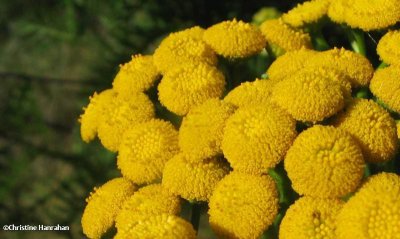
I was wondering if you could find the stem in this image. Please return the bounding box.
[355,87,370,99]
[377,62,388,69]
[190,203,202,233]
[364,163,371,178]
[313,30,330,51]
[346,28,366,56]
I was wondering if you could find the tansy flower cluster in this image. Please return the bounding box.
[79,1,400,238]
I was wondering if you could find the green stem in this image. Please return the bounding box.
[346,28,366,56]
[377,62,388,69]
[313,31,330,51]
[354,87,370,99]
[364,163,371,178]
[190,203,202,233]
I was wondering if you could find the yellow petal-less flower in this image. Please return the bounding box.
[97,93,155,152]
[297,67,353,100]
[306,48,374,87]
[377,31,400,65]
[153,26,217,74]
[336,172,400,239]
[266,49,318,81]
[179,98,236,159]
[209,172,279,239]
[285,125,365,198]
[280,197,344,239]
[223,78,279,108]
[222,104,297,175]
[158,62,225,116]
[81,178,137,239]
[334,99,398,163]
[115,184,181,231]
[397,121,400,139]
[162,153,230,201]
[328,0,400,31]
[79,89,116,143]
[115,214,196,239]
[282,0,330,28]
[112,55,159,97]
[117,119,179,185]
[370,66,400,114]
[260,18,312,54]
[203,19,266,58]
[271,69,346,123]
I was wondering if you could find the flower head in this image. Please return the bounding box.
[115,214,196,239]
[81,178,137,239]
[79,89,116,143]
[271,69,346,122]
[158,62,225,116]
[117,119,179,185]
[97,93,155,152]
[154,26,217,74]
[334,99,398,163]
[285,125,365,198]
[336,172,400,239]
[222,104,297,175]
[306,48,374,87]
[397,121,400,139]
[377,31,400,65]
[266,49,318,81]
[282,0,330,27]
[112,55,159,97]
[280,197,344,239]
[162,153,230,201]
[328,0,400,31]
[223,78,279,108]
[179,98,236,159]
[260,18,311,54]
[115,184,181,231]
[370,66,400,113]
[203,19,266,58]
[209,172,278,239]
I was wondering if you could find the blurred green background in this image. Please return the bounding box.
[0,0,308,238]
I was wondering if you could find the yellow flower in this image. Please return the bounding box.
[162,153,230,201]
[115,184,181,231]
[336,172,400,239]
[158,62,225,116]
[306,48,374,87]
[222,104,297,175]
[377,31,400,65]
[117,119,179,185]
[203,19,266,58]
[370,66,400,114]
[328,0,400,31]
[397,121,400,139]
[271,69,346,123]
[285,125,365,198]
[153,26,217,74]
[266,49,318,81]
[79,89,116,143]
[209,172,279,239]
[282,0,330,28]
[97,93,155,152]
[112,55,159,97]
[179,98,236,159]
[81,178,137,239]
[260,18,311,54]
[115,214,196,239]
[334,99,398,163]
[223,78,279,108]
[279,197,344,239]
